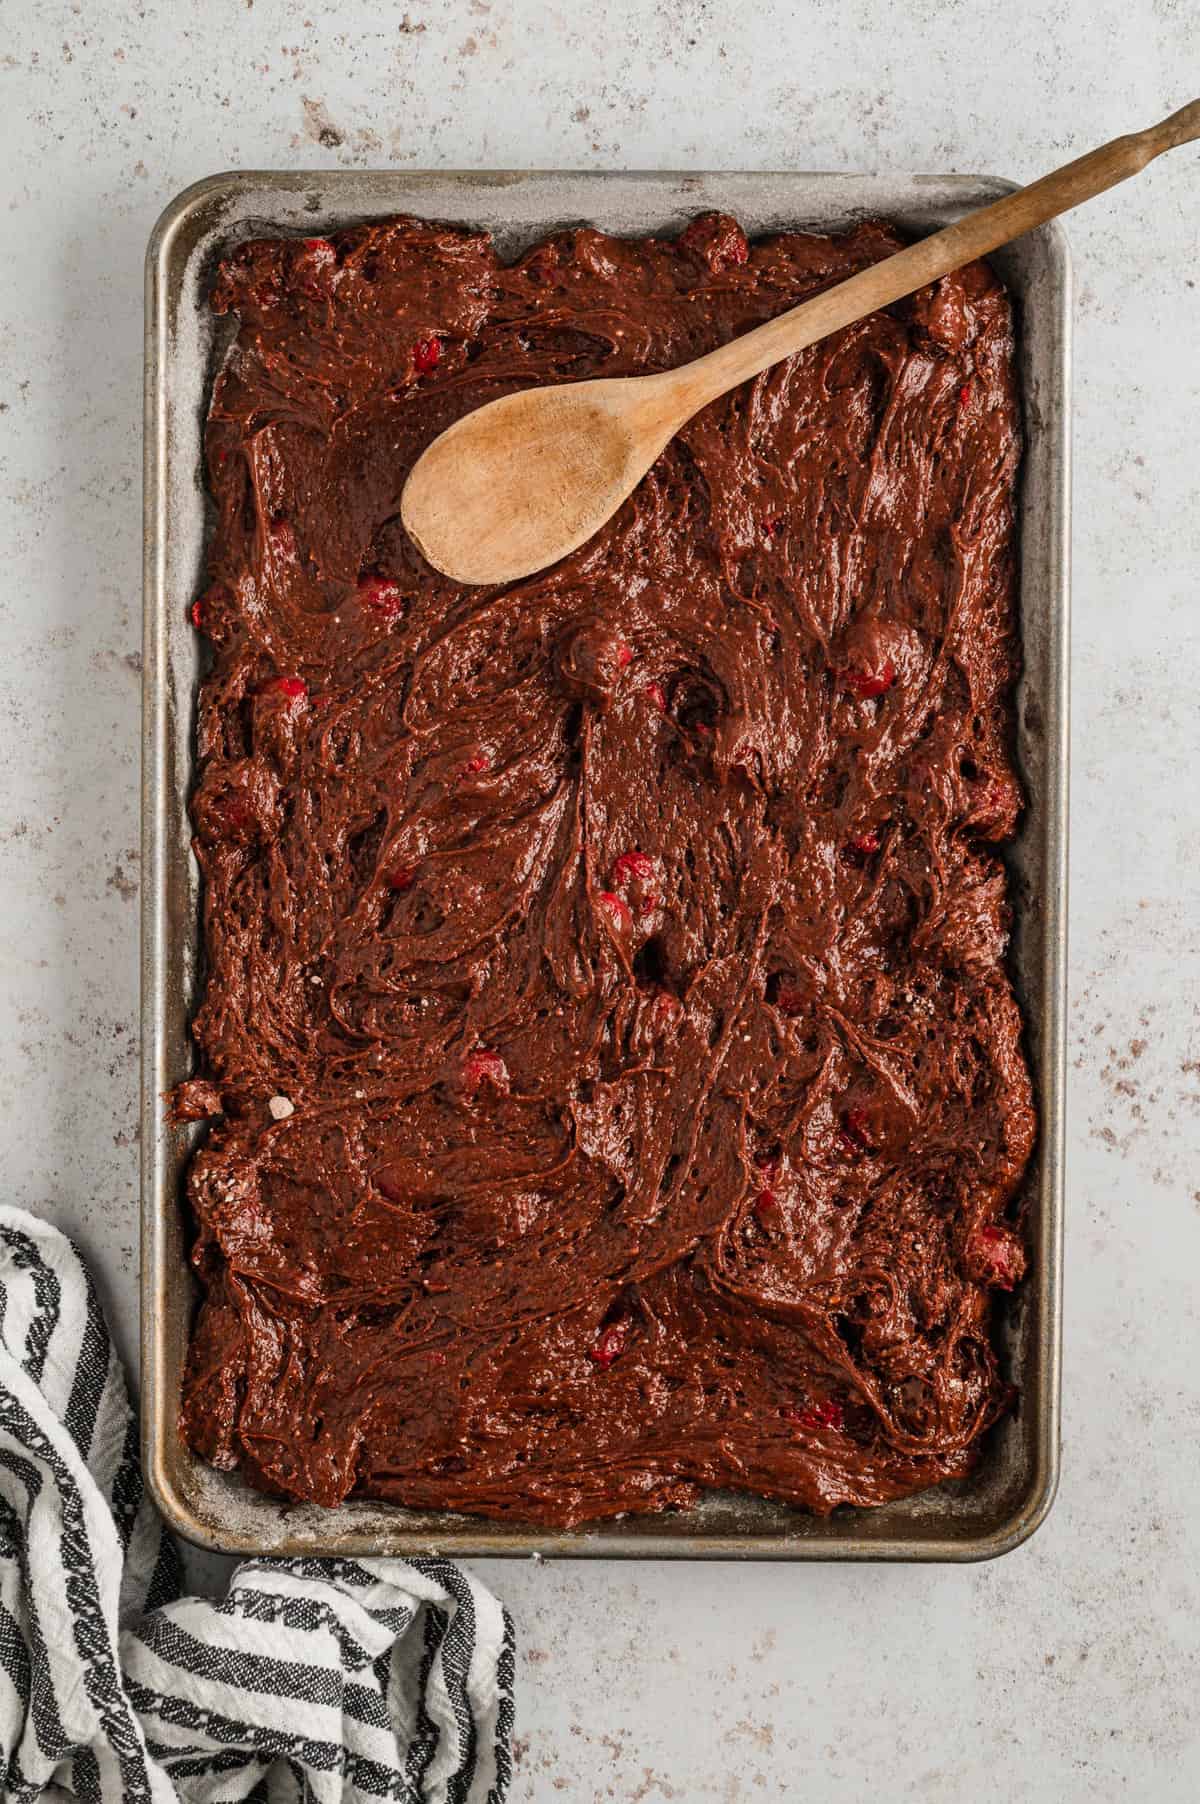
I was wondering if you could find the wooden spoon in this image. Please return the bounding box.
[402,102,1200,586]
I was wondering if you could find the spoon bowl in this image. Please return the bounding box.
[401,374,679,587]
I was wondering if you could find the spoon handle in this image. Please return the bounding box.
[671,100,1200,411]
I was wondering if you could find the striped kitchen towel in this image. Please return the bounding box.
[0,1205,514,1802]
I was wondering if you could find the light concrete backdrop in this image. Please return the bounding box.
[2,1,1198,1798]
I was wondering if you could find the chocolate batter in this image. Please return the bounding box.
[178,211,1034,1525]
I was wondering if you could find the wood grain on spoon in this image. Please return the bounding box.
[402,102,1200,587]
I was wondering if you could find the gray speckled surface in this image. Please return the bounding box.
[1,2,1198,1797]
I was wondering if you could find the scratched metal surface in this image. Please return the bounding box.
[142,170,1068,1558]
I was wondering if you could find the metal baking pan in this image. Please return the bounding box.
[142,170,1068,1559]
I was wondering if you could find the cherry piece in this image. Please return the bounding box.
[839,1107,873,1155]
[965,1222,1026,1291]
[296,239,337,292]
[612,851,655,886]
[589,1319,630,1369]
[846,830,881,857]
[610,850,661,917]
[650,989,682,1029]
[462,1049,509,1094]
[358,576,404,621]
[261,675,308,703]
[753,1187,779,1225]
[677,213,750,273]
[413,336,441,373]
[841,659,896,701]
[597,891,633,936]
[791,1398,845,1432]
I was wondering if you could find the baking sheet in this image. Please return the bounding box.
[142,170,1069,1558]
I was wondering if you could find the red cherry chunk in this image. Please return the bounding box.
[462,1049,509,1093]
[753,1187,779,1225]
[295,239,337,291]
[649,989,682,1030]
[610,851,659,915]
[460,752,489,777]
[386,864,417,892]
[358,576,404,621]
[644,682,668,712]
[965,1222,1026,1291]
[261,675,308,703]
[612,850,655,886]
[413,336,441,373]
[677,212,750,273]
[589,1320,630,1369]
[294,239,337,295]
[838,1107,873,1155]
[597,891,633,935]
[791,1398,844,1432]
[842,828,884,865]
[846,830,881,857]
[189,581,233,633]
[841,658,896,700]
[192,760,280,848]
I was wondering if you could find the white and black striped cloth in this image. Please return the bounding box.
[0,1206,514,1802]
